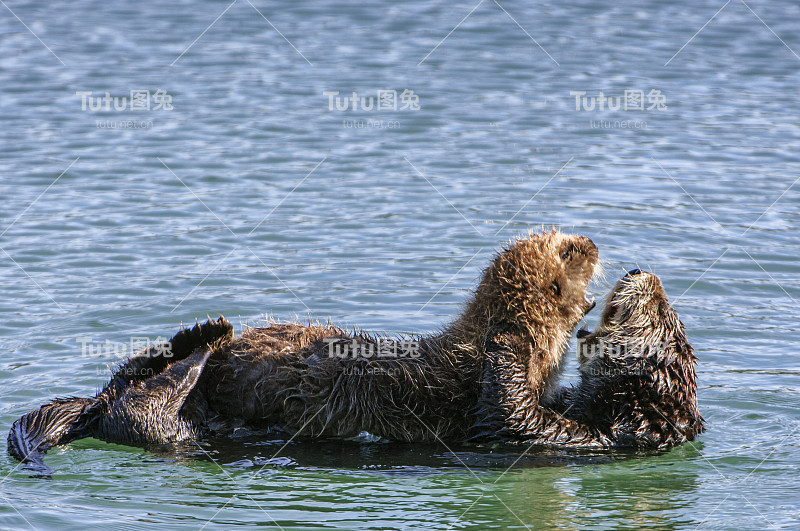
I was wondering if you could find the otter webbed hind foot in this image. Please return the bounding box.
[7,318,228,475]
[103,316,232,397]
[7,349,213,474]
[168,316,233,360]
[94,349,211,445]
[7,396,98,476]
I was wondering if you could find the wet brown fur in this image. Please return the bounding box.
[547,270,704,447]
[8,230,602,470]
[195,229,600,441]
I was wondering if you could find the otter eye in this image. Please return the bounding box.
[550,281,561,297]
[561,244,578,261]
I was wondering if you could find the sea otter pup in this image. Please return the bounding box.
[544,269,704,448]
[9,230,599,473]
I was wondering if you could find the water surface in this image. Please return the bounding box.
[1,0,799,528]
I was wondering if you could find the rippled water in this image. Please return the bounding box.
[1,0,799,529]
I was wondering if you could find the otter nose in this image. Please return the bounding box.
[625,268,643,277]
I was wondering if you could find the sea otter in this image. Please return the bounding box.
[9,230,600,473]
[543,268,704,447]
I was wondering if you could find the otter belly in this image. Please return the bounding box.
[200,344,478,442]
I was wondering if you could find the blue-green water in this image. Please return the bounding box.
[1,0,799,528]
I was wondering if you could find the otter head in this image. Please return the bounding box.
[485,230,598,334]
[578,269,682,366]
[455,230,598,358]
[576,269,703,446]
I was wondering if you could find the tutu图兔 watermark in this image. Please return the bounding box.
[323,90,420,111]
[76,89,173,111]
[569,89,667,111]
[322,337,421,359]
[77,336,173,360]
[577,336,672,374]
